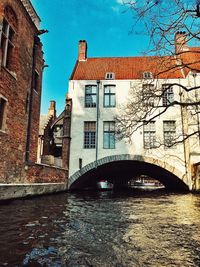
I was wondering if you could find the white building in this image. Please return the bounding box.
[67,35,200,191]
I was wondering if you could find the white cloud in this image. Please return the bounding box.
[116,0,136,4]
[116,0,124,4]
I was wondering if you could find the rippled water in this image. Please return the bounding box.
[0,190,200,267]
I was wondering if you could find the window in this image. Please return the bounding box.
[142,84,155,106]
[0,97,7,130]
[84,122,96,148]
[163,121,176,147]
[33,71,39,92]
[143,121,156,148]
[85,85,97,107]
[103,121,115,149]
[1,18,15,69]
[143,72,153,79]
[105,72,115,80]
[162,85,174,106]
[104,85,116,107]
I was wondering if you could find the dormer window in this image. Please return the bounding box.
[105,72,115,80]
[143,72,153,79]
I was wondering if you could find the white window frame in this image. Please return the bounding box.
[142,84,155,106]
[162,84,174,106]
[143,121,156,149]
[84,121,96,149]
[104,85,116,107]
[85,85,97,108]
[163,121,176,148]
[103,121,115,149]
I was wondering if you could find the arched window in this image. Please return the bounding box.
[0,5,17,70]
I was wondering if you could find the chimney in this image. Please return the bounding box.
[175,31,188,54]
[78,40,87,61]
[48,100,56,119]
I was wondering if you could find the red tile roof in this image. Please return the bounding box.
[181,48,200,75]
[70,50,200,80]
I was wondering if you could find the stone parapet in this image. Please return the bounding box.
[0,183,67,201]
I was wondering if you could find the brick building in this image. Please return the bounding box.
[0,0,44,183]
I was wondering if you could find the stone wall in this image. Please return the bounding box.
[192,163,200,191]
[0,183,67,201]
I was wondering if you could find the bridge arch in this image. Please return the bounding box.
[69,154,189,191]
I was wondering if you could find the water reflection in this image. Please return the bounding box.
[0,191,200,266]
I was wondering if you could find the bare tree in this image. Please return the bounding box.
[116,0,200,147]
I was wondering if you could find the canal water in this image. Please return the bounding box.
[0,190,200,267]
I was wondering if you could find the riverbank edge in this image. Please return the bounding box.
[0,183,67,201]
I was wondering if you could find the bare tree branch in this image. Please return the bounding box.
[116,0,200,148]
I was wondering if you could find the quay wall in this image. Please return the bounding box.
[0,163,68,200]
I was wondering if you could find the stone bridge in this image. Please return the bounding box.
[68,154,191,191]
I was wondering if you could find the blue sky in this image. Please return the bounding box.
[31,0,148,115]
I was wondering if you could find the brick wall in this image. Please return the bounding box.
[0,0,44,182]
[24,163,67,183]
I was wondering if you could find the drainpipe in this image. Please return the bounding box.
[192,73,200,144]
[96,80,100,168]
[25,35,40,163]
[25,30,48,163]
[179,81,188,185]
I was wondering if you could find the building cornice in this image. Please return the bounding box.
[19,0,41,29]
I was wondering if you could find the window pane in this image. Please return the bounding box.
[162,85,174,106]
[163,121,176,147]
[110,95,116,107]
[110,86,115,93]
[2,19,8,34]
[104,95,110,107]
[84,122,96,148]
[85,85,97,107]
[6,43,13,69]
[104,122,109,131]
[104,86,116,107]
[0,98,6,129]
[1,20,15,70]
[109,122,115,131]
[103,121,115,149]
[84,122,96,131]
[109,133,115,148]
[143,121,156,148]
[103,133,110,148]
[85,95,96,107]
[104,86,110,93]
[163,121,175,131]
[8,27,14,42]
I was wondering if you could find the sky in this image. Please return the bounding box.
[31,0,149,115]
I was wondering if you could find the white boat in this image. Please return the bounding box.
[97,180,113,190]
